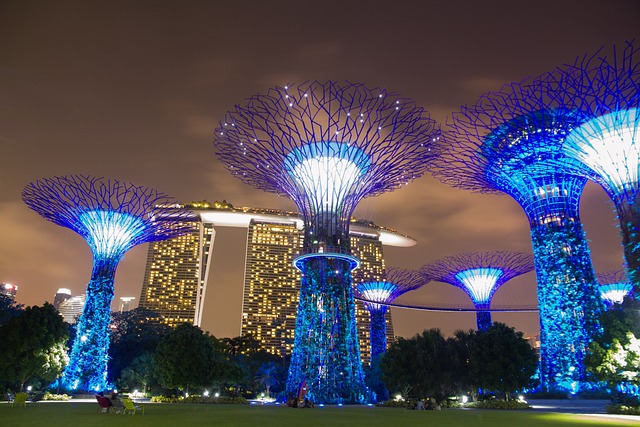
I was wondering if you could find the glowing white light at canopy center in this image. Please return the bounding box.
[79,210,147,258]
[564,109,640,195]
[285,142,370,213]
[599,282,634,305]
[455,268,504,305]
[359,282,398,311]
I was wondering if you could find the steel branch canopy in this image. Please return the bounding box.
[22,175,193,392]
[213,81,440,403]
[422,251,533,331]
[434,74,604,392]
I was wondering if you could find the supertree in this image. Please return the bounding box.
[433,78,604,392]
[354,267,425,363]
[597,270,634,308]
[548,42,640,293]
[22,175,193,391]
[213,81,439,403]
[421,251,534,331]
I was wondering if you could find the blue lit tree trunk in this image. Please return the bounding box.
[530,221,602,392]
[369,309,388,362]
[476,309,492,332]
[62,254,121,391]
[286,256,368,404]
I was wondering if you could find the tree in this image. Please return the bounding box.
[381,328,457,405]
[586,298,640,401]
[0,294,23,325]
[469,322,538,399]
[448,329,477,399]
[255,362,279,397]
[108,308,170,384]
[118,353,155,394]
[153,323,217,393]
[0,303,68,391]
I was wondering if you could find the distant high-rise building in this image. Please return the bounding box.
[140,201,414,362]
[139,220,215,327]
[53,288,72,309]
[1,283,18,299]
[119,297,136,313]
[59,294,86,324]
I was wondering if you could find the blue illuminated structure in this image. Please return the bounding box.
[597,270,634,307]
[422,251,534,331]
[354,267,425,363]
[213,81,439,403]
[22,175,193,391]
[434,79,605,391]
[549,42,640,293]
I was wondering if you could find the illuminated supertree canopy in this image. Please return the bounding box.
[421,251,534,332]
[433,76,604,392]
[354,267,425,363]
[22,175,193,391]
[213,81,440,403]
[597,270,634,307]
[547,41,640,293]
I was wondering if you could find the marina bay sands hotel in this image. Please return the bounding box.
[139,201,415,362]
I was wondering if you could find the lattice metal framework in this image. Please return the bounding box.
[597,270,634,307]
[434,76,604,392]
[22,175,193,392]
[422,251,533,331]
[213,81,440,403]
[354,267,425,362]
[548,41,640,292]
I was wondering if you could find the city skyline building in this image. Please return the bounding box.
[119,296,136,312]
[58,294,86,324]
[140,201,413,363]
[1,282,17,300]
[53,288,72,309]
[213,81,439,403]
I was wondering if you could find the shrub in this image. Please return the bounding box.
[467,400,531,410]
[42,392,71,401]
[150,395,248,404]
[606,404,640,415]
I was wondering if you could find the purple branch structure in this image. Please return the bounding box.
[433,74,604,391]
[421,251,534,331]
[22,175,193,391]
[354,267,425,363]
[548,42,640,294]
[213,81,439,403]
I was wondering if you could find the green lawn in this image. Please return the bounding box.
[1,402,637,427]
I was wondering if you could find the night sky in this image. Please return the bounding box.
[1,1,639,340]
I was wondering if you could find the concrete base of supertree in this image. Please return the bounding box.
[286,254,371,404]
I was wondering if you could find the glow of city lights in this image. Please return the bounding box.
[455,267,504,305]
[564,109,640,195]
[78,210,147,258]
[285,142,370,213]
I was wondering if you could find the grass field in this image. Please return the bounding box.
[1,402,638,427]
